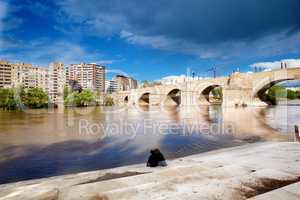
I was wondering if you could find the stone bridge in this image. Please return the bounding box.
[113,68,300,107]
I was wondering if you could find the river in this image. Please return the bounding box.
[0,103,299,184]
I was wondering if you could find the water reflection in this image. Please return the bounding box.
[0,104,298,184]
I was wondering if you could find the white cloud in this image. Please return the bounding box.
[94,60,120,65]
[250,59,300,70]
[0,38,116,66]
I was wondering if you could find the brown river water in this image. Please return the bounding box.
[0,103,299,184]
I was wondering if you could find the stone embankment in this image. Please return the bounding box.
[0,142,300,200]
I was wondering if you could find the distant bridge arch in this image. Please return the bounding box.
[200,84,222,103]
[124,96,129,103]
[252,69,300,105]
[138,92,150,105]
[253,78,294,104]
[164,88,181,106]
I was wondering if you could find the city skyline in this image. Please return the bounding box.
[0,58,140,82]
[0,59,139,101]
[1,0,300,81]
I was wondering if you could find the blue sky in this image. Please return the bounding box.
[1,0,300,81]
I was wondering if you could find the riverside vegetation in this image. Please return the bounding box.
[267,85,300,104]
[64,86,95,107]
[0,86,116,110]
[0,87,48,110]
[208,86,300,104]
[63,86,115,107]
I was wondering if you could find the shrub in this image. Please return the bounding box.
[104,96,114,106]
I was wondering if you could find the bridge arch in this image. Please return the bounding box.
[164,88,181,106]
[253,78,294,105]
[124,96,129,103]
[199,84,223,104]
[252,69,300,105]
[138,92,150,105]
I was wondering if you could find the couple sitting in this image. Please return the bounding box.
[147,148,167,167]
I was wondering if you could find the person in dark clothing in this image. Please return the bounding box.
[147,149,158,167]
[154,148,167,166]
[147,149,167,167]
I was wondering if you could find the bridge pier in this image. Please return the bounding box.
[223,87,249,107]
[149,93,164,106]
[198,95,211,106]
[222,87,267,107]
[181,89,211,106]
[180,90,195,106]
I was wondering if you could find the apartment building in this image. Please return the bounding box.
[114,75,138,91]
[95,66,105,92]
[0,60,12,88]
[48,62,65,103]
[68,63,105,92]
[11,63,49,90]
[10,62,65,103]
[33,67,49,90]
[105,80,121,93]
[128,77,138,89]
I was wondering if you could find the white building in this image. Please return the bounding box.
[0,60,12,88]
[48,62,65,103]
[11,63,49,91]
[68,63,105,92]
[105,80,121,94]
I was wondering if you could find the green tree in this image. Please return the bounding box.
[22,88,49,108]
[295,90,300,99]
[211,87,223,100]
[267,85,286,102]
[0,87,49,110]
[104,96,114,106]
[64,89,95,107]
[266,85,299,103]
[64,91,78,106]
[0,88,17,109]
[79,90,95,106]
[287,89,296,100]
